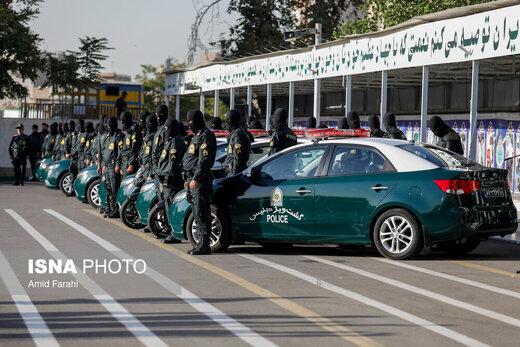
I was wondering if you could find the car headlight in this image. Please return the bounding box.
[48,163,59,170]
[173,190,187,203]
[40,162,47,169]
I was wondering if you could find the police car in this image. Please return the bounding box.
[168,128,517,260]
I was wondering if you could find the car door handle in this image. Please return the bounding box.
[296,188,312,195]
[371,185,389,191]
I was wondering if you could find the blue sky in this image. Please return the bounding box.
[31,0,232,78]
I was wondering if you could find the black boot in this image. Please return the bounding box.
[162,235,181,244]
[141,227,151,233]
[188,246,211,255]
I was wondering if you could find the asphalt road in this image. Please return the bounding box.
[1,182,520,347]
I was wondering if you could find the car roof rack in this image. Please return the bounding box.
[305,128,370,141]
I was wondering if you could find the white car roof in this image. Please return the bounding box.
[282,137,439,172]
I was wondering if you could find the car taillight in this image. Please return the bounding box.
[434,179,481,195]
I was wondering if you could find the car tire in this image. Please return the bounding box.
[258,242,293,251]
[59,173,75,197]
[86,179,101,209]
[149,204,172,239]
[186,206,231,253]
[121,199,145,230]
[373,208,423,260]
[435,237,481,255]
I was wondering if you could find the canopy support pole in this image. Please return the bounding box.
[420,66,429,143]
[469,60,480,160]
[288,81,295,128]
[266,83,272,131]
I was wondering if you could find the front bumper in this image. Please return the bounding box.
[168,191,191,241]
[136,181,157,225]
[74,166,99,202]
[35,158,53,181]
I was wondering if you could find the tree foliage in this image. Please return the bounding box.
[72,36,112,88]
[0,0,43,99]
[135,64,167,111]
[336,0,494,37]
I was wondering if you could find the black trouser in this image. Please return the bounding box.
[157,175,182,209]
[190,180,212,249]
[103,164,121,214]
[70,157,78,180]
[29,155,38,178]
[12,158,26,184]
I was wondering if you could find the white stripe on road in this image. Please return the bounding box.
[373,257,520,300]
[0,249,60,347]
[240,253,489,347]
[44,209,277,347]
[306,255,520,329]
[5,209,168,347]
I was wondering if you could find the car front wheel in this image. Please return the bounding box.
[149,204,172,239]
[186,206,231,253]
[60,173,74,196]
[86,179,101,209]
[121,199,145,230]
[373,208,423,260]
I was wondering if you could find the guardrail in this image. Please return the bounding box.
[19,103,144,119]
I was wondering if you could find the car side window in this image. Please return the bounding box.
[248,144,269,166]
[260,147,326,181]
[328,145,392,176]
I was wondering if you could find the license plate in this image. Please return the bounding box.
[482,187,505,198]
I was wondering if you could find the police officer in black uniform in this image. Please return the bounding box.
[268,108,297,156]
[119,111,143,177]
[151,105,169,175]
[338,117,349,129]
[224,110,251,176]
[383,112,406,140]
[428,116,464,155]
[368,115,386,138]
[183,110,217,255]
[53,122,68,161]
[156,118,187,243]
[306,116,317,129]
[141,114,158,180]
[42,122,58,159]
[139,111,151,137]
[28,124,41,181]
[9,124,29,186]
[346,111,361,129]
[100,117,123,218]
[65,120,80,180]
[82,122,97,167]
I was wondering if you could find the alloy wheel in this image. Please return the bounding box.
[379,215,413,255]
[191,212,221,247]
[90,184,100,207]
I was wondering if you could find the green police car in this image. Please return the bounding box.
[73,165,102,209]
[44,159,75,196]
[168,129,517,260]
[35,157,53,181]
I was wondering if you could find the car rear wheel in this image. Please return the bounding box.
[373,209,423,260]
[149,204,171,238]
[59,173,75,196]
[186,206,231,253]
[121,199,145,230]
[435,237,481,255]
[86,179,101,209]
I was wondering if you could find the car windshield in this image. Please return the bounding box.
[397,144,479,168]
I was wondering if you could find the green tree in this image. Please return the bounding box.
[336,0,493,37]
[135,64,167,111]
[213,0,294,59]
[0,0,43,99]
[72,36,112,89]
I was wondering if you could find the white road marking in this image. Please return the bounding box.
[44,209,277,347]
[240,253,489,347]
[373,257,520,299]
[0,249,60,347]
[306,255,520,328]
[5,209,168,347]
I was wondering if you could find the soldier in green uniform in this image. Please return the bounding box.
[9,124,29,186]
[155,118,186,243]
[65,120,80,180]
[140,114,157,180]
[151,105,169,177]
[42,122,58,159]
[82,122,97,168]
[268,108,297,156]
[100,117,123,218]
[139,111,150,137]
[53,122,68,161]
[119,111,143,177]
[75,119,88,172]
[224,110,251,176]
[183,110,217,255]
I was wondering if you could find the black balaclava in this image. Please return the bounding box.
[121,111,133,131]
[63,122,69,134]
[428,116,452,137]
[139,111,150,129]
[306,116,316,129]
[210,116,223,130]
[164,118,180,139]
[156,104,169,126]
[179,122,188,137]
[338,117,349,129]
[225,110,242,131]
[85,122,94,134]
[383,112,397,129]
[187,109,205,132]
[67,120,75,133]
[271,108,288,131]
[96,123,104,134]
[346,111,360,129]
[146,114,158,134]
[50,122,58,135]
[107,117,118,135]
[79,118,85,133]
[368,115,381,132]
